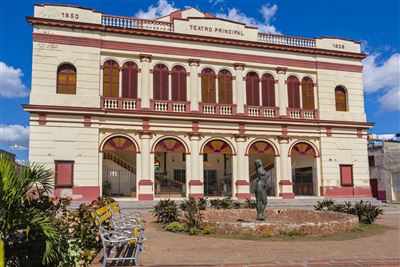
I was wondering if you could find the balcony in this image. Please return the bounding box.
[101,97,140,110]
[199,103,237,115]
[245,106,279,118]
[287,108,319,119]
[150,99,189,113]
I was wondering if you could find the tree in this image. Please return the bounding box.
[0,156,66,266]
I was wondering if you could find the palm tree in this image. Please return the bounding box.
[0,155,66,266]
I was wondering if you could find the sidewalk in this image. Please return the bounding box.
[92,209,400,267]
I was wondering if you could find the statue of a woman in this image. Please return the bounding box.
[254,159,269,221]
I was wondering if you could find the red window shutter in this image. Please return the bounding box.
[340,165,353,186]
[261,74,275,107]
[55,161,74,187]
[122,67,129,98]
[287,76,300,108]
[122,62,138,99]
[302,77,314,109]
[153,66,161,100]
[246,72,259,106]
[179,70,187,101]
[218,70,232,104]
[103,60,119,97]
[171,70,179,101]
[131,67,138,99]
[201,68,216,103]
[161,70,169,100]
[335,87,347,111]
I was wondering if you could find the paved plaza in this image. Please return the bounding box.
[92,206,400,267]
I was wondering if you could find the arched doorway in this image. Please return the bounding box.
[290,142,317,196]
[202,139,233,197]
[154,138,187,198]
[102,136,137,198]
[248,141,277,196]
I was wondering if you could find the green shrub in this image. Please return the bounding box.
[182,199,202,229]
[189,227,201,235]
[164,222,186,232]
[314,199,383,224]
[202,225,215,234]
[244,198,256,209]
[220,197,233,209]
[352,200,383,224]
[197,197,208,210]
[210,198,223,209]
[153,199,179,224]
[232,200,244,209]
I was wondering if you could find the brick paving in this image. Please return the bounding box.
[92,209,400,267]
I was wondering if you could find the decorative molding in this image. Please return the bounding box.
[276,67,287,74]
[326,127,332,137]
[189,180,203,186]
[138,179,153,186]
[188,58,200,66]
[279,180,293,185]
[233,62,245,70]
[38,113,46,125]
[139,53,152,62]
[83,116,91,127]
[235,180,250,186]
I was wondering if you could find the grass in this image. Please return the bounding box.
[210,223,391,242]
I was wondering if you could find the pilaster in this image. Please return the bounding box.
[189,59,200,111]
[276,67,288,116]
[234,63,245,114]
[140,54,152,109]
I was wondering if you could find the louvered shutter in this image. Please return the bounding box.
[179,70,187,101]
[153,66,161,100]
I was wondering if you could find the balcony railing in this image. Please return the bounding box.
[200,103,236,115]
[100,15,316,49]
[102,15,173,32]
[150,99,189,112]
[101,97,140,110]
[287,108,318,119]
[245,106,279,118]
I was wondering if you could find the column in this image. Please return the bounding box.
[118,67,123,97]
[234,63,245,114]
[278,137,294,199]
[188,133,203,198]
[276,67,287,116]
[138,131,153,200]
[189,59,200,111]
[235,136,251,199]
[315,155,322,197]
[140,54,152,109]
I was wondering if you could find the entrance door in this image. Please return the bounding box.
[293,167,314,195]
[204,170,217,196]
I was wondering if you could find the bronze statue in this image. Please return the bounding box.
[254,159,269,221]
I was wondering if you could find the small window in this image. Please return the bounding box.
[55,161,74,188]
[301,77,315,109]
[201,68,216,103]
[153,64,169,100]
[246,72,260,106]
[368,156,375,167]
[218,69,233,104]
[261,73,275,107]
[287,75,300,108]
[335,86,347,111]
[171,65,187,101]
[57,63,76,94]
[122,61,138,99]
[340,164,353,186]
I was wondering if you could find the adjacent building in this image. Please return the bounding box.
[368,134,400,203]
[25,4,373,201]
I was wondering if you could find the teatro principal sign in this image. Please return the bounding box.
[174,17,258,41]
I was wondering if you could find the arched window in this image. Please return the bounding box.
[153,64,169,100]
[301,77,315,109]
[246,72,260,106]
[122,61,138,99]
[171,65,187,101]
[218,69,233,104]
[201,68,216,103]
[287,75,300,108]
[335,86,347,111]
[57,63,76,94]
[261,73,275,107]
[103,60,119,97]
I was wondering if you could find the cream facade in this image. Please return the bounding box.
[25,4,373,201]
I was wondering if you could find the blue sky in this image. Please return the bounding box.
[0,0,399,161]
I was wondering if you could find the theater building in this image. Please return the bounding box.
[24,4,373,201]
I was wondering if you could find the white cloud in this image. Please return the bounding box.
[0,61,29,98]
[209,0,224,8]
[363,53,400,113]
[216,4,280,34]
[0,124,29,149]
[135,0,178,20]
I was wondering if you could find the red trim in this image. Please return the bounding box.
[189,180,203,186]
[38,113,46,125]
[326,127,332,137]
[188,193,204,199]
[72,186,100,201]
[235,193,252,199]
[138,194,154,201]
[279,192,295,199]
[357,128,363,138]
[54,160,74,188]
[279,180,293,186]
[139,179,153,186]
[235,180,250,186]
[28,18,366,60]
[33,33,363,73]
[84,116,91,127]
[322,186,372,198]
[24,104,375,129]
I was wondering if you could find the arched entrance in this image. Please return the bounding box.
[290,142,317,196]
[248,141,277,196]
[202,139,233,197]
[154,138,187,198]
[102,136,137,198]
